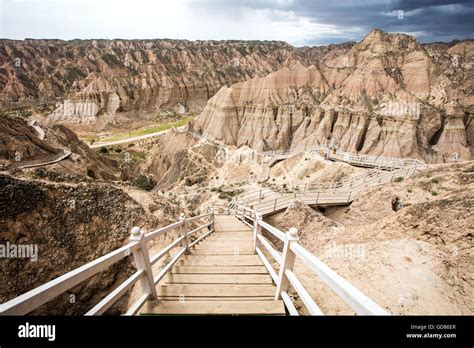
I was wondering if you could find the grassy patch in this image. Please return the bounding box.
[83,117,193,144]
[394,177,404,182]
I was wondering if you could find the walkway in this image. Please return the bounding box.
[139,215,286,315]
[0,207,387,316]
[8,121,72,172]
[234,151,427,216]
[263,144,425,170]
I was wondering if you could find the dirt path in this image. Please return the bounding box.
[89,129,170,149]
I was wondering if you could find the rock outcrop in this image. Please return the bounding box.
[194,30,473,163]
[143,127,224,190]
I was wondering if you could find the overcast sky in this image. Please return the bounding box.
[0,0,472,46]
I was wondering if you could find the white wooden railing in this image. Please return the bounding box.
[0,207,215,315]
[231,164,422,216]
[235,206,389,316]
[262,143,427,171]
[327,148,427,170]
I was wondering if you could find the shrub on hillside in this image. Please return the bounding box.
[132,174,157,191]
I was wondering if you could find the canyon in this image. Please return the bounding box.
[0,29,473,315]
[0,38,352,125]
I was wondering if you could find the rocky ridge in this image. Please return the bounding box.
[194,30,473,163]
[0,39,352,123]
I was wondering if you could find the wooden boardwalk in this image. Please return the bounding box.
[139,215,286,315]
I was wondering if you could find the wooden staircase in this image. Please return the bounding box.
[1,203,388,316]
[138,215,286,315]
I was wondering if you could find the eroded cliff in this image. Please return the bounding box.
[194,30,473,163]
[0,39,352,123]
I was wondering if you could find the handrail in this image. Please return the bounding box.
[0,208,215,316]
[261,144,426,171]
[240,204,389,316]
[0,241,140,315]
[290,243,388,315]
[235,159,423,216]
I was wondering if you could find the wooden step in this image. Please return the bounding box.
[214,224,252,232]
[165,274,272,284]
[195,240,254,245]
[193,244,254,250]
[139,300,286,315]
[154,296,275,301]
[173,266,267,274]
[191,248,255,255]
[180,255,263,266]
[157,284,277,297]
[204,237,253,242]
[212,232,253,236]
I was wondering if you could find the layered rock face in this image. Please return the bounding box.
[143,128,224,190]
[0,39,351,123]
[194,30,473,163]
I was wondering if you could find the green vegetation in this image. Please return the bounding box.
[462,166,474,173]
[132,174,157,192]
[82,117,193,144]
[395,177,404,182]
[432,191,439,196]
[431,177,440,184]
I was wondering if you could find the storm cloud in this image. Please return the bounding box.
[1,0,472,45]
[190,0,474,44]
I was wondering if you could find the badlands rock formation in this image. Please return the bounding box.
[0,39,351,123]
[194,30,473,163]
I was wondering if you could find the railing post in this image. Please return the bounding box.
[259,189,263,202]
[129,227,157,299]
[303,183,307,195]
[179,213,190,255]
[253,212,262,251]
[275,227,299,300]
[273,198,277,211]
[209,206,215,231]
